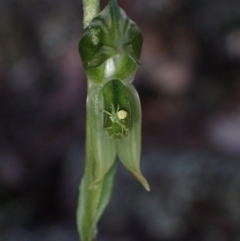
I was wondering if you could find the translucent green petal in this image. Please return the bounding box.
[117,84,150,191]
[87,84,117,187]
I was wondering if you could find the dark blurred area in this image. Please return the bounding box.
[1,0,240,240]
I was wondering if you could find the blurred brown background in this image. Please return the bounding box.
[1,0,240,240]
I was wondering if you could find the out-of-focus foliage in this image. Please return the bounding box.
[1,0,240,240]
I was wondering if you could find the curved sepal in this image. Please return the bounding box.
[117,84,150,191]
[87,84,117,187]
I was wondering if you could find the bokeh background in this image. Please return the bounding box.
[1,0,240,240]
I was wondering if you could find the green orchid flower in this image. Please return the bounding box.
[77,1,149,241]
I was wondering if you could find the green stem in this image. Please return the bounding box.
[82,0,100,28]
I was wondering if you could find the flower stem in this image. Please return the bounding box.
[82,0,100,28]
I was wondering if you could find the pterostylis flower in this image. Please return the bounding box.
[77,1,149,241]
[79,0,149,191]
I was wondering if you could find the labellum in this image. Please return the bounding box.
[102,79,131,139]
